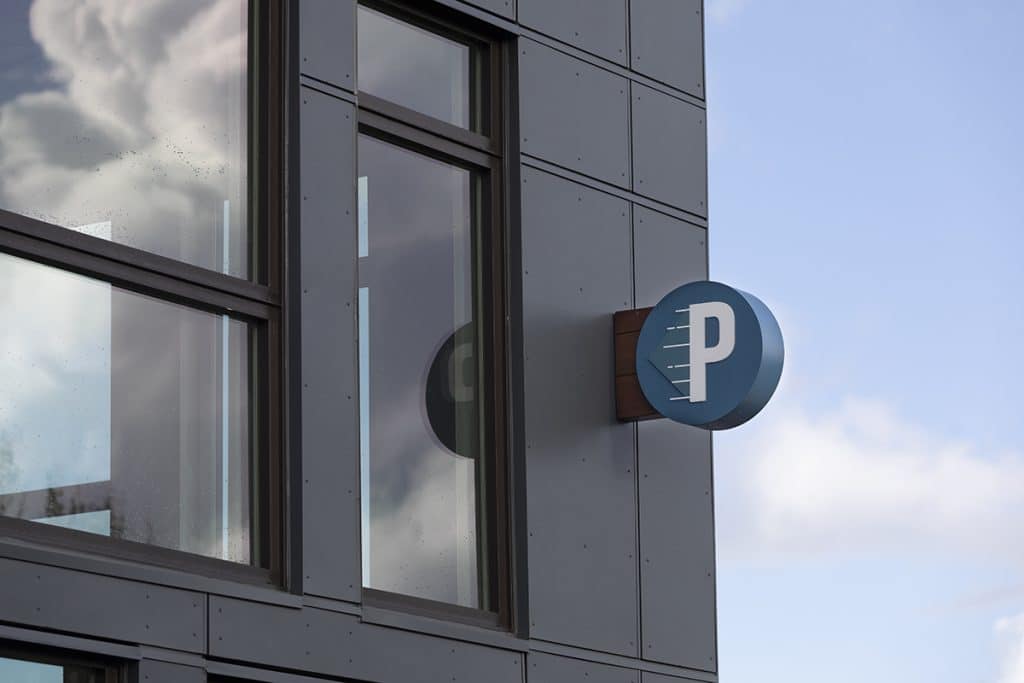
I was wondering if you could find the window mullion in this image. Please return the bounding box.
[357,113,495,171]
[0,227,277,322]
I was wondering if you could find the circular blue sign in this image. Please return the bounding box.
[636,281,784,430]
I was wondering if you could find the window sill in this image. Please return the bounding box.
[0,535,302,610]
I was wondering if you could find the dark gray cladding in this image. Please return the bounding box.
[0,1,713,681]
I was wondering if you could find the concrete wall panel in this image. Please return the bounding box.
[461,0,517,20]
[519,0,628,64]
[300,0,356,92]
[632,84,707,216]
[521,166,638,656]
[209,597,523,683]
[520,40,631,188]
[300,87,361,602]
[642,673,708,683]
[630,0,705,98]
[0,557,204,652]
[633,207,715,671]
[136,660,205,683]
[529,652,638,683]
[638,422,716,671]
[633,206,706,304]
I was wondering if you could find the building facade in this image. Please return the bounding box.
[0,1,712,681]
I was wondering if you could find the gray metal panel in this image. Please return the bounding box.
[642,673,707,683]
[633,206,706,305]
[638,422,716,671]
[519,40,631,188]
[209,598,348,675]
[300,0,355,92]
[209,597,523,683]
[0,557,205,652]
[632,84,707,217]
[629,0,705,98]
[136,660,204,683]
[519,0,628,65]
[461,0,516,20]
[634,206,715,672]
[529,652,638,683]
[521,166,638,657]
[300,87,361,601]
[353,621,523,683]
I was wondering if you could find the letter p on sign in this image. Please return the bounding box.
[688,301,736,403]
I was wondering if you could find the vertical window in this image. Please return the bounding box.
[0,1,283,580]
[357,2,507,621]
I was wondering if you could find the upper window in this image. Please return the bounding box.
[0,253,257,562]
[0,0,252,278]
[356,2,508,623]
[357,3,488,134]
[0,1,281,582]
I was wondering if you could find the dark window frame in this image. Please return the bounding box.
[356,0,513,630]
[0,0,291,590]
[0,640,120,683]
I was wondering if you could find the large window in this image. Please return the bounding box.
[357,1,508,622]
[0,1,282,581]
[0,0,251,276]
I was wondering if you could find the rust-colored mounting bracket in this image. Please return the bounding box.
[613,307,663,422]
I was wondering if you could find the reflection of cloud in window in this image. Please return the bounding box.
[0,0,247,274]
[366,380,480,607]
[0,253,112,495]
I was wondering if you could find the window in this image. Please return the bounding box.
[358,4,484,132]
[0,1,252,277]
[0,1,283,581]
[357,2,508,623]
[0,644,116,683]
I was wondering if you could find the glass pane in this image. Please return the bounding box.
[0,1,251,278]
[0,655,102,683]
[358,5,476,130]
[0,252,256,564]
[0,657,62,683]
[358,135,491,609]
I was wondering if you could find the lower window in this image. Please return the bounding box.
[0,251,265,568]
[0,646,114,682]
[358,134,500,613]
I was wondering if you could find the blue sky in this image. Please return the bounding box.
[705,0,1024,680]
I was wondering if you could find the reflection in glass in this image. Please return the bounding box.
[358,5,476,130]
[0,655,103,682]
[0,252,255,564]
[358,135,491,609]
[0,1,250,277]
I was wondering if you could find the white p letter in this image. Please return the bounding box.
[688,301,736,403]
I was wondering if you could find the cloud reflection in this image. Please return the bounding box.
[0,0,248,275]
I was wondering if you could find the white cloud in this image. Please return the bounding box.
[0,0,247,272]
[0,0,250,497]
[717,397,1024,565]
[0,252,112,494]
[367,443,480,607]
[996,614,1024,683]
[708,0,750,25]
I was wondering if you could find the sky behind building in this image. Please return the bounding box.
[705,1,1024,680]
